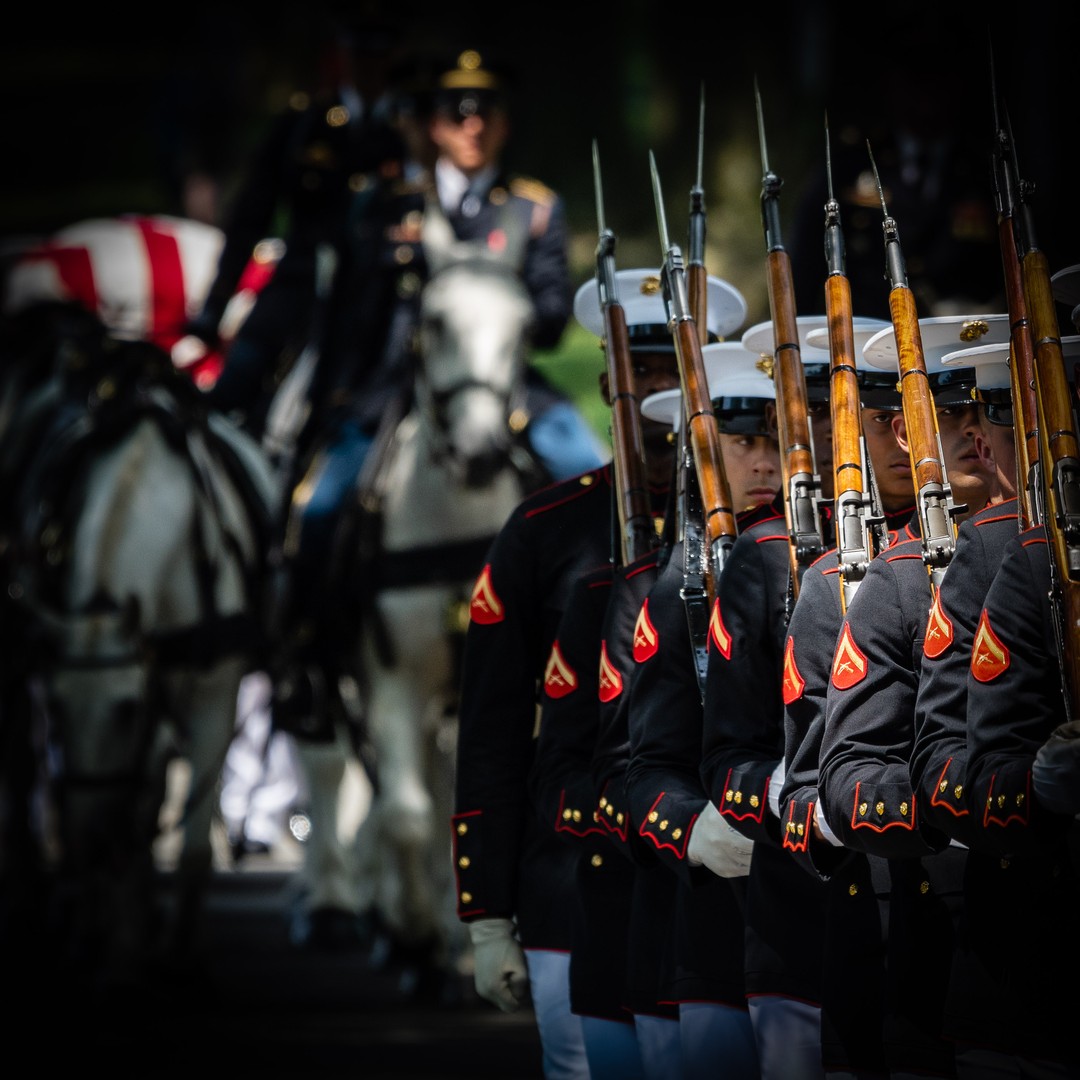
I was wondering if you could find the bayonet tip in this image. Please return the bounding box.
[649,150,670,250]
[866,140,888,216]
[754,79,769,173]
[697,86,705,186]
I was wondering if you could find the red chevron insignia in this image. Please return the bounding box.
[543,641,578,698]
[923,588,954,659]
[971,608,1009,682]
[468,564,505,624]
[831,622,868,690]
[782,636,805,704]
[633,598,659,662]
[708,597,732,659]
[598,640,623,702]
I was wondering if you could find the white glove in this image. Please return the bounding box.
[768,759,786,818]
[468,918,531,1013]
[1033,719,1080,815]
[687,802,754,878]
[814,801,844,847]
[170,334,211,369]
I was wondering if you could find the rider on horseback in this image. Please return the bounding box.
[268,46,605,732]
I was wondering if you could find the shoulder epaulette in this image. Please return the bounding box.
[523,467,607,519]
[509,176,557,207]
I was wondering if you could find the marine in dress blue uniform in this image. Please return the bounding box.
[452,268,741,1079]
[775,322,915,1077]
[815,316,1008,1078]
[622,333,822,1079]
[915,336,1079,1077]
[697,315,857,1080]
[962,523,1080,1077]
[533,339,780,1079]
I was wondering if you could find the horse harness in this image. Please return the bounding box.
[335,198,551,673]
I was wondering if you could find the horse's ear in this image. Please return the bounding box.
[421,197,459,277]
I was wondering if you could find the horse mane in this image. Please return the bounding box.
[421,195,530,279]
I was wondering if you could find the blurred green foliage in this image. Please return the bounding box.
[532,322,611,447]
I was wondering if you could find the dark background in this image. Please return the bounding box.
[2,0,1078,331]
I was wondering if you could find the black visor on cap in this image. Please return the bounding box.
[927,368,977,406]
[714,398,771,436]
[625,323,720,349]
[626,323,675,352]
[803,363,831,403]
[858,370,903,410]
[977,387,1013,427]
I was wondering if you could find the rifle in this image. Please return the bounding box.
[591,140,656,567]
[868,143,962,596]
[822,117,888,612]
[1002,108,1080,721]
[649,149,737,696]
[754,79,827,601]
[988,49,1038,531]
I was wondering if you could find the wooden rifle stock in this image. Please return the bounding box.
[1025,247,1080,720]
[755,81,826,601]
[592,140,655,566]
[869,143,958,594]
[824,124,884,611]
[602,299,655,565]
[1013,166,1080,718]
[989,58,1038,529]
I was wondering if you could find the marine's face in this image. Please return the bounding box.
[861,407,912,512]
[936,402,994,514]
[894,402,994,518]
[719,431,781,512]
[975,406,1017,500]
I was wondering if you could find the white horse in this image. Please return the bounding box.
[0,301,277,998]
[272,204,543,995]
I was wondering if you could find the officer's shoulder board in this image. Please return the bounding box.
[509,176,557,207]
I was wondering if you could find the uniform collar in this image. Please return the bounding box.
[435,158,497,215]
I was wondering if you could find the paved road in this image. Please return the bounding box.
[11,860,545,1079]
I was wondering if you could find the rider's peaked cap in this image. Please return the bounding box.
[574,268,747,352]
[432,48,511,117]
[740,314,889,405]
[640,341,775,435]
[862,314,1011,406]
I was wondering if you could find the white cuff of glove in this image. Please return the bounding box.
[687,801,754,878]
[170,334,211,369]
[815,802,844,847]
[468,917,531,1013]
[768,759,786,818]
